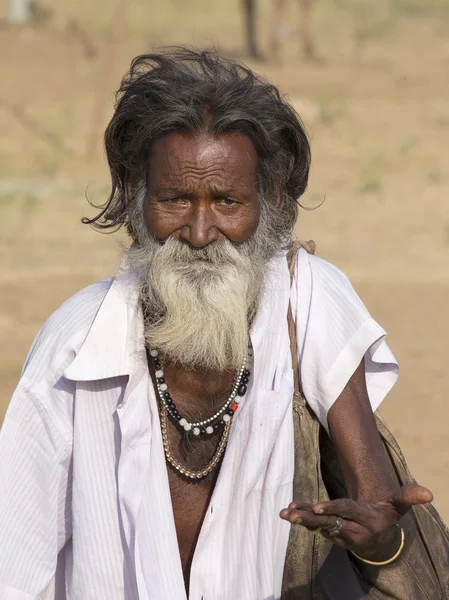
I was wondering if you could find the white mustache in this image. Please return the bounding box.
[128,235,264,371]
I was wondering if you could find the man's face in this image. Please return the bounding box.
[144,131,261,247]
[128,130,277,371]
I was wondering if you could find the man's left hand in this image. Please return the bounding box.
[279,484,433,562]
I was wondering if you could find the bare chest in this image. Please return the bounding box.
[164,419,226,592]
[149,362,234,591]
[168,467,219,589]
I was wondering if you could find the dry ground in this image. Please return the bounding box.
[1,0,448,521]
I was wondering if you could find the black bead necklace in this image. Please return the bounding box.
[149,349,251,436]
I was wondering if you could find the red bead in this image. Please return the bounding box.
[231,403,239,411]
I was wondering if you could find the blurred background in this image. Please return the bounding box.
[0,0,448,520]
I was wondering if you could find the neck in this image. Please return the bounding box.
[162,358,237,399]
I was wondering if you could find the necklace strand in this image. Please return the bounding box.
[159,402,231,479]
[150,349,250,436]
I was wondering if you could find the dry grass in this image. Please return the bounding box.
[1,0,449,520]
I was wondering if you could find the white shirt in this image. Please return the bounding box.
[0,249,398,600]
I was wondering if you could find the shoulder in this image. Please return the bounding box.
[40,278,114,343]
[294,250,368,315]
[21,278,114,387]
[293,251,398,429]
[299,250,352,287]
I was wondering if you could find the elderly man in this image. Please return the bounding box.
[0,49,434,599]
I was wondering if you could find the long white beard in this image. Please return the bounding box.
[128,235,265,372]
[126,184,287,372]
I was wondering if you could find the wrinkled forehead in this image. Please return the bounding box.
[147,131,259,191]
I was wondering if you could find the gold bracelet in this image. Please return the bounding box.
[351,528,405,566]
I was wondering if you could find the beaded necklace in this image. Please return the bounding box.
[149,348,250,435]
[149,348,251,479]
[159,407,231,479]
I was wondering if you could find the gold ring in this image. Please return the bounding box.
[310,527,322,535]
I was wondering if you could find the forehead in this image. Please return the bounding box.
[148,131,259,188]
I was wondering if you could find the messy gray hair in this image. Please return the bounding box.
[83,47,311,244]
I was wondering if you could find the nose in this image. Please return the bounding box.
[179,203,220,248]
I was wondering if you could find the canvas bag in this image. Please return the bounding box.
[281,242,449,600]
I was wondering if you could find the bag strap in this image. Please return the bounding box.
[286,240,315,410]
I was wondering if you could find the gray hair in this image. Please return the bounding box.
[83,47,311,244]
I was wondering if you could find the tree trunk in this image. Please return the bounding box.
[270,0,288,58]
[242,0,262,59]
[298,0,317,60]
[86,0,128,159]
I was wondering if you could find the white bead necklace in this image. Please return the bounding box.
[149,349,250,436]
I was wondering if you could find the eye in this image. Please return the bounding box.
[216,196,238,208]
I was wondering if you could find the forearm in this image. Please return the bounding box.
[327,359,399,503]
[330,422,399,503]
[282,360,431,565]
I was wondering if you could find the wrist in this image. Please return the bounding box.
[352,525,403,564]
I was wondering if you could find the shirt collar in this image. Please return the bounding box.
[63,250,289,382]
[63,262,143,381]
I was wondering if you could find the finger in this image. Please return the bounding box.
[306,514,364,544]
[312,498,371,527]
[281,509,353,536]
[281,508,368,549]
[391,484,433,516]
[280,508,323,527]
[280,503,314,520]
[288,501,314,511]
[297,512,335,530]
[280,508,332,528]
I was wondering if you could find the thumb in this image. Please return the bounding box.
[391,484,433,516]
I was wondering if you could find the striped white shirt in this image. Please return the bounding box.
[0,249,398,600]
